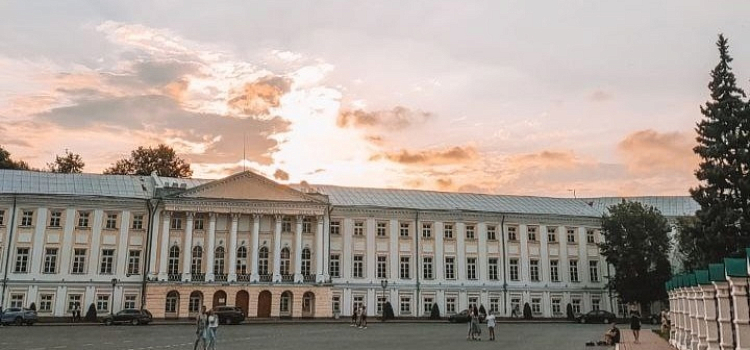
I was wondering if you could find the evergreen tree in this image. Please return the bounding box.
[599,201,672,305]
[429,304,441,320]
[566,303,574,320]
[84,303,98,322]
[383,301,395,321]
[522,303,532,320]
[47,150,85,173]
[104,144,192,178]
[682,34,750,267]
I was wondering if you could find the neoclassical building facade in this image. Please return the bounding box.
[0,169,697,319]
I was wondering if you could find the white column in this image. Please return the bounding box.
[59,209,76,280]
[389,219,398,281]
[701,284,719,350]
[148,209,161,278]
[343,218,353,280]
[294,216,304,283]
[366,218,376,281]
[434,221,444,280]
[228,214,239,282]
[251,214,260,282]
[182,213,194,281]
[87,210,103,276]
[158,212,171,280]
[478,222,488,280]
[116,211,130,278]
[272,215,282,283]
[29,207,47,274]
[713,281,733,350]
[728,277,750,350]
[456,222,466,281]
[519,224,529,284]
[206,213,216,282]
[315,216,324,282]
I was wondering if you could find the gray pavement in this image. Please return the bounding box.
[0,322,627,350]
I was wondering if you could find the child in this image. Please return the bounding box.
[486,311,496,341]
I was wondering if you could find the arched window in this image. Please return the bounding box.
[188,291,203,314]
[214,246,225,275]
[191,246,203,274]
[301,248,312,276]
[165,290,179,313]
[237,246,248,274]
[280,247,291,275]
[280,291,292,314]
[168,246,180,275]
[259,247,269,275]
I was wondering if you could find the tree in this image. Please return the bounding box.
[84,303,98,322]
[566,303,575,320]
[523,303,532,320]
[599,201,672,306]
[0,145,30,170]
[429,304,441,320]
[104,144,192,178]
[680,34,750,268]
[383,301,395,321]
[47,150,85,173]
[29,302,36,311]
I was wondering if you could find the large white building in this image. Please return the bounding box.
[0,169,697,319]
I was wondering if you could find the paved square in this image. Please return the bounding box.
[0,322,623,350]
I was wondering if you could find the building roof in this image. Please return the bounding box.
[582,196,699,217]
[0,169,153,199]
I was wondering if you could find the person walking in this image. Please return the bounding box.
[630,311,641,344]
[486,311,496,341]
[351,305,358,327]
[193,306,208,350]
[73,303,81,322]
[206,310,219,350]
[471,306,481,340]
[359,304,367,329]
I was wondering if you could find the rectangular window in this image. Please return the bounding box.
[547,227,557,242]
[469,297,478,309]
[77,211,90,228]
[489,297,500,313]
[399,222,410,237]
[445,256,455,279]
[589,260,599,282]
[571,298,581,314]
[569,260,579,282]
[400,256,410,279]
[507,226,517,241]
[330,254,340,278]
[302,217,313,233]
[124,295,137,310]
[100,249,115,274]
[132,214,144,230]
[488,258,499,280]
[422,256,433,279]
[567,228,577,243]
[15,247,30,273]
[550,260,559,282]
[531,298,541,315]
[487,225,496,240]
[194,216,204,231]
[170,217,182,230]
[509,258,519,281]
[400,296,411,314]
[10,294,25,308]
[422,223,432,238]
[332,295,341,313]
[511,298,521,315]
[527,226,537,241]
[21,210,34,226]
[376,222,387,237]
[281,217,292,232]
[105,213,118,229]
[354,221,364,236]
[529,259,539,281]
[67,294,82,312]
[352,255,364,278]
[443,223,454,239]
[0,209,5,225]
[330,220,341,235]
[43,248,58,274]
[49,210,62,227]
[586,229,596,244]
[128,250,141,275]
[377,296,387,314]
[423,297,433,314]
[353,295,364,314]
[377,255,388,279]
[552,298,562,315]
[466,257,477,280]
[96,295,110,313]
[465,225,475,239]
[39,294,53,312]
[72,248,87,274]
[592,297,601,311]
[446,297,456,314]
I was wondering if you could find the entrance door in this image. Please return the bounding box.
[236,290,249,317]
[257,290,272,317]
[302,292,315,318]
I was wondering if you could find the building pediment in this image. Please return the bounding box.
[173,171,326,204]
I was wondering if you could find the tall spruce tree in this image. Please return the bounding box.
[681,34,750,268]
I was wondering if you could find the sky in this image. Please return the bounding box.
[1,1,749,197]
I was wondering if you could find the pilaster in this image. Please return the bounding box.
[251,214,260,282]
[315,216,324,282]
[294,215,303,283]
[182,212,194,281]
[272,215,282,283]
[158,211,171,280]
[228,213,239,282]
[206,213,216,282]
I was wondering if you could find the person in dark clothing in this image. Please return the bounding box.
[630,312,641,344]
[193,306,208,350]
[604,323,621,345]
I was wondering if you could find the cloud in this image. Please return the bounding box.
[617,129,698,175]
[374,146,478,165]
[590,89,613,102]
[273,169,290,181]
[505,150,583,171]
[337,106,431,131]
[227,75,292,117]
[436,177,453,190]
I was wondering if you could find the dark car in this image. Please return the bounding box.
[448,309,472,323]
[0,307,38,326]
[212,306,245,324]
[102,309,153,325]
[577,310,617,324]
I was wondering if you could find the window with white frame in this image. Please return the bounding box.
[531,298,542,314]
[421,223,432,238]
[237,246,248,274]
[77,211,89,228]
[43,248,58,274]
[332,295,341,313]
[100,249,115,274]
[377,255,387,279]
[377,296,386,314]
[352,255,364,278]
[443,223,454,239]
[511,297,521,314]
[489,297,500,313]
[376,222,387,237]
[488,258,499,280]
[105,213,118,229]
[446,297,457,314]
[191,246,203,274]
[527,226,537,241]
[96,295,110,312]
[507,226,517,241]
[301,248,311,276]
[10,293,25,308]
[551,298,562,315]
[39,294,53,312]
[215,247,226,275]
[329,254,340,278]
[569,260,579,282]
[353,221,364,236]
[0,209,5,225]
[400,296,411,314]
[132,214,144,230]
[21,210,34,226]
[529,259,539,281]
[399,222,410,237]
[592,296,601,311]
[465,224,475,239]
[586,229,596,244]
[423,256,433,279]
[168,246,180,275]
[194,215,204,231]
[550,260,559,282]
[589,260,599,282]
[423,297,433,314]
[469,296,478,309]
[487,225,496,240]
[509,258,519,281]
[279,247,290,275]
[547,227,557,242]
[15,247,30,273]
[567,228,577,243]
[400,256,410,279]
[330,220,341,235]
[67,294,82,312]
[280,292,291,313]
[49,210,62,227]
[170,217,182,230]
[124,295,137,310]
[72,248,87,274]
[445,256,455,279]
[571,298,581,313]
[128,250,141,275]
[258,247,269,275]
[352,295,364,314]
[466,257,477,280]
[281,216,292,232]
[165,292,178,313]
[302,217,313,233]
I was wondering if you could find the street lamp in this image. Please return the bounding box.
[380,279,388,321]
[111,278,118,315]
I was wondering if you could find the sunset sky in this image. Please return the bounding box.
[2,1,749,197]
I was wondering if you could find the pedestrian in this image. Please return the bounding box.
[630,311,641,344]
[193,306,208,350]
[206,309,219,350]
[466,305,475,340]
[359,304,367,329]
[511,304,520,318]
[471,306,481,340]
[351,305,358,327]
[73,303,81,322]
[486,311,496,341]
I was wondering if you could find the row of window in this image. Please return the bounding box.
[7,292,138,313]
[0,209,143,230]
[330,219,599,244]
[329,254,600,282]
[169,215,318,234]
[12,247,141,275]
[165,246,314,276]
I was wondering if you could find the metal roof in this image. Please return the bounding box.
[581,196,699,217]
[0,170,153,199]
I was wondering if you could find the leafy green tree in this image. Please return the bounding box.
[681,34,750,268]
[0,145,30,170]
[104,144,192,178]
[47,150,85,173]
[599,201,672,305]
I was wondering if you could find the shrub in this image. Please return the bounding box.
[29,302,36,311]
[523,303,532,319]
[383,302,395,321]
[566,303,575,320]
[429,304,441,320]
[84,303,98,322]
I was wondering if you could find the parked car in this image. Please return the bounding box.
[448,309,472,323]
[576,310,617,324]
[102,309,153,325]
[0,307,38,326]
[212,306,245,324]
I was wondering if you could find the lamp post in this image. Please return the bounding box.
[111,278,118,315]
[380,279,388,321]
